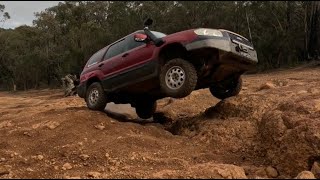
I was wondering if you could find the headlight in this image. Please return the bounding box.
[194,28,223,37]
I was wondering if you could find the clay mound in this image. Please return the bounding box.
[166,88,320,177]
[259,99,320,177]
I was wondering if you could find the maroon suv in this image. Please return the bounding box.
[77,19,258,119]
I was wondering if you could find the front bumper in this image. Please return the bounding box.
[185,38,258,65]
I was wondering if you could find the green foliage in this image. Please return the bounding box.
[0,1,319,90]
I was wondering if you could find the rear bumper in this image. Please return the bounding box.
[77,83,86,98]
[185,38,258,66]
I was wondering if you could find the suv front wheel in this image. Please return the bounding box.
[85,82,107,111]
[160,58,198,98]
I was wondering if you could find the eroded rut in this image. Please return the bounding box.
[1,65,320,179]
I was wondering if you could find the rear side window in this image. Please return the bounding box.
[104,39,127,60]
[87,47,107,67]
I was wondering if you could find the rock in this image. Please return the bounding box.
[95,124,105,130]
[26,168,34,172]
[255,168,268,178]
[69,177,81,179]
[0,158,5,162]
[88,171,101,178]
[0,121,13,128]
[105,153,110,159]
[265,166,278,178]
[109,159,117,166]
[259,82,276,91]
[23,131,32,137]
[297,90,308,94]
[79,154,89,161]
[54,166,59,170]
[188,163,247,179]
[295,171,315,179]
[62,163,73,170]
[0,166,9,176]
[308,88,320,94]
[37,155,44,160]
[108,166,116,172]
[311,161,320,178]
[314,99,320,111]
[115,161,120,167]
[46,121,60,130]
[253,176,267,179]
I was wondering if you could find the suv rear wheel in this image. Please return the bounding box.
[85,82,107,111]
[160,58,197,98]
[209,76,242,100]
[135,100,157,119]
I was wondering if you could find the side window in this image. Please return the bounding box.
[87,47,107,67]
[125,34,145,51]
[104,39,127,60]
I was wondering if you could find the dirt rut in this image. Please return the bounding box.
[1,65,320,178]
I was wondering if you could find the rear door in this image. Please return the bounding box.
[98,38,128,90]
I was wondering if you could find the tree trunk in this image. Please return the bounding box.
[307,1,320,59]
[11,78,16,91]
[24,81,27,91]
[286,1,291,32]
[304,3,309,60]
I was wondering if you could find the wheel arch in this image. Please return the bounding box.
[86,76,101,89]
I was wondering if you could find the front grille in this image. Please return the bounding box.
[227,32,253,48]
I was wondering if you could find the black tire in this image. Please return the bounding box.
[159,58,197,98]
[85,82,107,111]
[135,100,157,119]
[209,76,243,100]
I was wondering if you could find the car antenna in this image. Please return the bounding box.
[246,9,254,48]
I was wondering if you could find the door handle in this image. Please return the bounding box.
[98,63,104,67]
[122,53,129,57]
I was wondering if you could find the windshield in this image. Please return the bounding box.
[151,31,167,38]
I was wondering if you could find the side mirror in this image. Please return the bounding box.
[134,33,147,42]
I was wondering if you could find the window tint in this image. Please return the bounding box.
[87,47,107,67]
[125,34,145,51]
[104,39,127,60]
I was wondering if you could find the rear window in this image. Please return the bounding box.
[87,47,107,67]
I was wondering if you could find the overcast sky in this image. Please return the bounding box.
[1,1,63,29]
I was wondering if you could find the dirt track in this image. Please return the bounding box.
[1,64,320,179]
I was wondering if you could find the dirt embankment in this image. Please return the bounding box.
[1,65,320,179]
